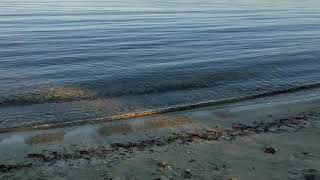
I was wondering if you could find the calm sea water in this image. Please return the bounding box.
[1,0,320,129]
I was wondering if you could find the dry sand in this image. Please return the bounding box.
[0,90,320,180]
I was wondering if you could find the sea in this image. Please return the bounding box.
[1,0,320,130]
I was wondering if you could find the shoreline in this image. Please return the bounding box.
[0,90,320,179]
[1,85,320,134]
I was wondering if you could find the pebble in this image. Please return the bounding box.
[263,147,277,154]
[158,161,168,168]
[206,128,214,133]
[184,169,192,178]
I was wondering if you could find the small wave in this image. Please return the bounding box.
[0,76,224,107]
[0,82,319,134]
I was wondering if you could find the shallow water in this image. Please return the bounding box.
[1,0,320,129]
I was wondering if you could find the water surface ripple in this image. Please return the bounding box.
[1,0,320,129]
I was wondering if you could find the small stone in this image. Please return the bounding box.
[206,128,214,133]
[158,161,173,171]
[263,147,277,154]
[184,169,192,178]
[302,152,313,156]
[158,161,168,168]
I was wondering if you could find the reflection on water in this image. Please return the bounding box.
[99,116,192,136]
[143,117,192,129]
[99,124,133,136]
[25,132,65,145]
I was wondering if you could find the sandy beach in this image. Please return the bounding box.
[0,89,320,180]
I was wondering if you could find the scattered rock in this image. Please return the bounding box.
[183,169,192,178]
[263,147,277,154]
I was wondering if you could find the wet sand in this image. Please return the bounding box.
[0,90,320,180]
